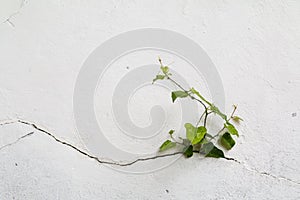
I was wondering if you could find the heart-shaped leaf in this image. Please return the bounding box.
[184,123,197,142]
[152,75,165,83]
[183,145,193,158]
[171,91,188,102]
[225,123,239,137]
[159,140,176,152]
[191,126,207,145]
[200,142,225,158]
[220,132,236,150]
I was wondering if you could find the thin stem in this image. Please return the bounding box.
[167,76,211,129]
[209,105,238,140]
[196,110,206,127]
[210,126,225,141]
[229,105,237,120]
[159,58,210,128]
[170,134,185,146]
[204,109,209,127]
[167,76,208,112]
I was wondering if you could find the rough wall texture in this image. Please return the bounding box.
[0,0,299,199]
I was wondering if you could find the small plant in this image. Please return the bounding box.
[153,58,243,159]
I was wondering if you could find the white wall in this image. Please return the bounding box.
[0,0,299,199]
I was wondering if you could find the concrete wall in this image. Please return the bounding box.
[0,0,299,199]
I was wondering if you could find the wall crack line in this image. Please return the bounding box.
[0,118,299,186]
[0,119,183,167]
[222,158,300,186]
[1,0,27,27]
[0,131,33,151]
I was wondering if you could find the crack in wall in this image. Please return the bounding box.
[230,159,300,186]
[1,0,27,28]
[0,119,299,186]
[0,119,184,167]
[0,131,33,151]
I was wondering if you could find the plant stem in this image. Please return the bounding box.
[170,134,185,146]
[196,110,206,127]
[165,75,209,126]
[210,105,238,140]
[204,109,209,127]
[159,58,209,128]
[229,105,237,120]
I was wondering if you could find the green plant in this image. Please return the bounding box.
[153,58,243,159]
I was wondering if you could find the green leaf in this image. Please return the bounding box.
[191,126,207,145]
[184,123,207,144]
[210,104,227,121]
[219,132,236,150]
[200,142,225,158]
[183,145,193,158]
[171,91,188,102]
[161,66,169,74]
[159,140,176,152]
[184,123,197,142]
[206,146,225,158]
[200,138,209,144]
[225,123,239,137]
[190,87,212,106]
[168,130,175,135]
[152,75,165,83]
[232,116,243,123]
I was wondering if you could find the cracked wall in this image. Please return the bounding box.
[0,0,300,199]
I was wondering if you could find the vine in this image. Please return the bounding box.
[153,58,243,159]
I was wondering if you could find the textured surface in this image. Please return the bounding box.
[0,0,300,199]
